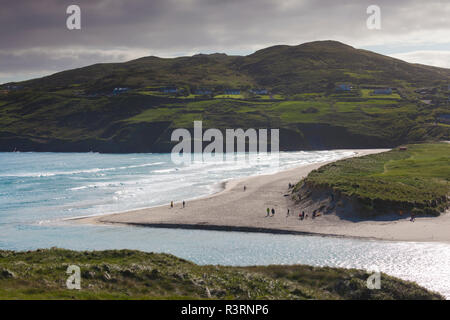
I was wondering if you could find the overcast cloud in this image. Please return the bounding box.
[1,0,449,83]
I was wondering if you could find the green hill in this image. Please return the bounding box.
[0,248,443,299]
[0,40,449,152]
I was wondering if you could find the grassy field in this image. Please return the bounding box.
[294,143,450,217]
[0,248,443,300]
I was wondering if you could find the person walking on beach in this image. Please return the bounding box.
[266,208,270,217]
[244,185,247,191]
[170,201,173,209]
[182,200,185,208]
[271,208,275,217]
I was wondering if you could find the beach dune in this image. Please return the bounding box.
[72,149,450,243]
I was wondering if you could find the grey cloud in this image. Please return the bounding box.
[1,0,449,83]
[391,50,450,68]
[0,47,149,73]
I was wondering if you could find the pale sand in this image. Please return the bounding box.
[70,149,450,243]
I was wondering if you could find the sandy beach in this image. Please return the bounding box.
[71,149,450,243]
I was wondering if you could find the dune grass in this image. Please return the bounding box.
[0,248,443,300]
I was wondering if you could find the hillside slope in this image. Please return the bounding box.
[0,248,443,300]
[0,40,449,152]
[17,41,450,92]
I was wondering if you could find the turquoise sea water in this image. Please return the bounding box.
[0,151,449,298]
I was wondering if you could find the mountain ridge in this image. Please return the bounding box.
[10,40,450,92]
[0,40,449,153]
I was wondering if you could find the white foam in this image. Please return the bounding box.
[0,162,166,178]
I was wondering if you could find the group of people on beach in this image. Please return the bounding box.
[170,200,186,209]
[168,184,248,211]
[266,208,276,217]
[264,207,322,221]
[167,182,321,223]
[298,210,320,220]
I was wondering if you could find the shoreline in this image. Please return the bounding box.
[66,150,358,221]
[70,148,450,243]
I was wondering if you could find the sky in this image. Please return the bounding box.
[1,0,449,84]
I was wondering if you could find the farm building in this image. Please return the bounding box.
[335,84,351,91]
[5,85,22,90]
[112,87,129,95]
[437,114,450,124]
[160,87,178,93]
[195,89,212,95]
[250,89,268,95]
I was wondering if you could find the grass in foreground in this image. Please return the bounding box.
[294,143,449,217]
[0,248,443,300]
